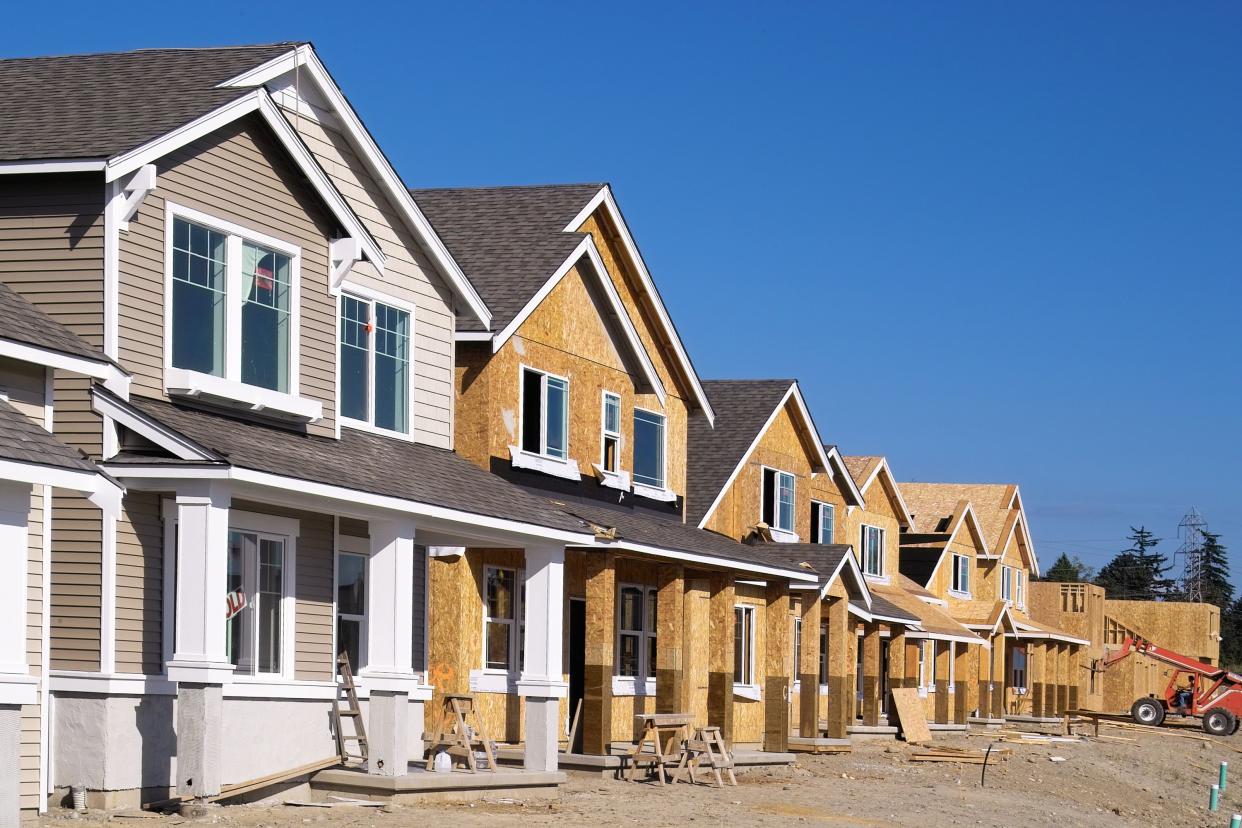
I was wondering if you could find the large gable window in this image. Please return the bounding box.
[762,468,796,535]
[633,408,666,489]
[521,367,568,460]
[810,501,835,544]
[165,204,316,420]
[861,524,884,576]
[340,292,412,435]
[950,553,971,596]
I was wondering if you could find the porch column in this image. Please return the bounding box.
[359,517,419,776]
[1056,643,1070,716]
[861,624,881,726]
[953,643,970,724]
[1032,643,1048,717]
[887,631,906,713]
[518,545,568,772]
[976,640,991,719]
[903,639,920,690]
[707,573,735,743]
[763,578,790,752]
[991,636,1006,716]
[1068,645,1080,711]
[582,552,615,755]
[933,642,950,724]
[825,596,850,739]
[798,590,822,737]
[166,482,232,798]
[0,483,38,823]
[655,564,687,715]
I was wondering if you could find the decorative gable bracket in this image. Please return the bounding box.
[117,164,157,231]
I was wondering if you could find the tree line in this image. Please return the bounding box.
[1041,526,1242,668]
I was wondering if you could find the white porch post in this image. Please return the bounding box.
[358,517,420,777]
[166,481,233,799]
[0,482,38,824]
[518,545,567,772]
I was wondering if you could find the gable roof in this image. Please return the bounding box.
[0,397,96,474]
[687,380,864,529]
[899,481,1038,574]
[841,454,915,530]
[411,183,714,419]
[0,44,298,163]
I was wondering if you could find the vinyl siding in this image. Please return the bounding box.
[115,492,164,674]
[278,105,458,448]
[118,114,340,438]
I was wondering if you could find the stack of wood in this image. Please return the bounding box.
[909,746,1012,764]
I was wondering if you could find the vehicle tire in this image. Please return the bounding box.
[1202,709,1235,737]
[1131,697,1165,726]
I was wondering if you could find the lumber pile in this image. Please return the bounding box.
[909,746,1011,764]
[996,731,1085,746]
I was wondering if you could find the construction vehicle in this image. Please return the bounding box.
[1103,637,1242,736]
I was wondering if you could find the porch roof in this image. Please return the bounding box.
[868,580,984,642]
[0,397,98,473]
[0,282,116,367]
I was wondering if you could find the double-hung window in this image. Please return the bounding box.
[521,368,568,460]
[167,206,307,413]
[1015,570,1025,608]
[810,501,835,544]
[633,408,666,490]
[484,567,524,672]
[1001,565,1014,602]
[733,605,756,686]
[226,529,290,676]
[336,551,366,672]
[617,585,657,681]
[340,293,412,434]
[861,525,885,576]
[601,392,621,472]
[1011,646,1028,690]
[951,554,971,595]
[819,623,829,685]
[761,468,796,534]
[917,641,927,690]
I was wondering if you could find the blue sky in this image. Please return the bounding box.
[10,2,1241,579]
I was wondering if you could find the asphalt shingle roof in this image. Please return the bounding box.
[899,482,1017,545]
[0,44,299,162]
[0,397,96,473]
[409,185,605,333]
[0,281,112,364]
[686,379,795,527]
[114,392,587,535]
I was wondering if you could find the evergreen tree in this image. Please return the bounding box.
[1095,526,1172,600]
[1196,530,1233,610]
[1043,553,1093,582]
[1221,596,1242,671]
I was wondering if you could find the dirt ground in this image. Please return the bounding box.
[33,725,1242,827]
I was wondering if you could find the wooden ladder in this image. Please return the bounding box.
[332,653,369,767]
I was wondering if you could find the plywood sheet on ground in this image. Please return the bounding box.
[890,688,931,745]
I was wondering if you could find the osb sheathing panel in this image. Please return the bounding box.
[686,579,712,726]
[848,470,906,577]
[1104,599,1221,664]
[944,526,986,616]
[454,263,689,498]
[703,401,846,542]
[731,583,769,744]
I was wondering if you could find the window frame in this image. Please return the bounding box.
[733,604,757,690]
[163,201,308,412]
[860,524,885,577]
[334,538,368,674]
[224,511,299,680]
[337,282,416,440]
[518,364,571,462]
[1011,645,1028,690]
[1015,570,1025,608]
[614,583,658,694]
[481,565,524,674]
[600,391,622,473]
[810,500,835,544]
[950,553,971,596]
[632,406,668,494]
[761,466,797,537]
[1001,565,1014,602]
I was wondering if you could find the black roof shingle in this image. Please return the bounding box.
[0,281,113,365]
[0,44,299,162]
[0,397,97,473]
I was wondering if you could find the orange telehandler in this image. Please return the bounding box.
[1104,637,1242,736]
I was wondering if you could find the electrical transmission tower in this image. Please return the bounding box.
[1178,507,1209,602]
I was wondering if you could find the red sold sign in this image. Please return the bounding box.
[225,589,247,620]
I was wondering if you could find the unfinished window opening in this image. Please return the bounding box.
[1011,646,1028,690]
[226,530,289,676]
[951,553,970,595]
[734,604,756,686]
[810,500,835,544]
[633,408,666,490]
[601,392,621,472]
[340,292,411,435]
[617,585,657,680]
[520,367,568,460]
[861,525,884,576]
[761,468,796,534]
[336,550,366,672]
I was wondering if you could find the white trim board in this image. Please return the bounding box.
[218,44,490,328]
[0,159,105,174]
[0,337,129,395]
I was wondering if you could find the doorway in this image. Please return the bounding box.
[568,598,586,753]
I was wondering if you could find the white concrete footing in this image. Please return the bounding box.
[175,684,223,797]
[0,704,19,827]
[368,691,409,777]
[523,697,559,772]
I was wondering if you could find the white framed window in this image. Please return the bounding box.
[616,584,657,681]
[1011,646,1028,690]
[163,202,315,419]
[483,566,524,672]
[917,640,928,691]
[520,367,569,461]
[819,623,828,685]
[335,544,367,674]
[600,391,621,472]
[733,604,757,687]
[633,407,667,492]
[861,524,885,576]
[950,554,971,596]
[339,288,413,436]
[811,500,835,544]
[792,614,801,679]
[1001,565,1014,602]
[223,513,298,679]
[1015,570,1025,608]
[761,468,796,534]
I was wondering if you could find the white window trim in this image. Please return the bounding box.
[860,524,885,577]
[948,553,971,598]
[1015,570,1025,609]
[631,405,668,492]
[337,282,416,441]
[1001,565,1014,603]
[481,565,523,676]
[733,603,759,697]
[334,535,369,673]
[162,201,319,422]
[161,501,300,679]
[614,583,657,694]
[812,500,835,544]
[597,390,625,489]
[948,642,956,693]
[917,641,928,697]
[761,466,798,538]
[518,364,571,461]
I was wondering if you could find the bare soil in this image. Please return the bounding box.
[35,725,1242,827]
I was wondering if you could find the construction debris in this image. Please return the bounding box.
[909,746,1012,764]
